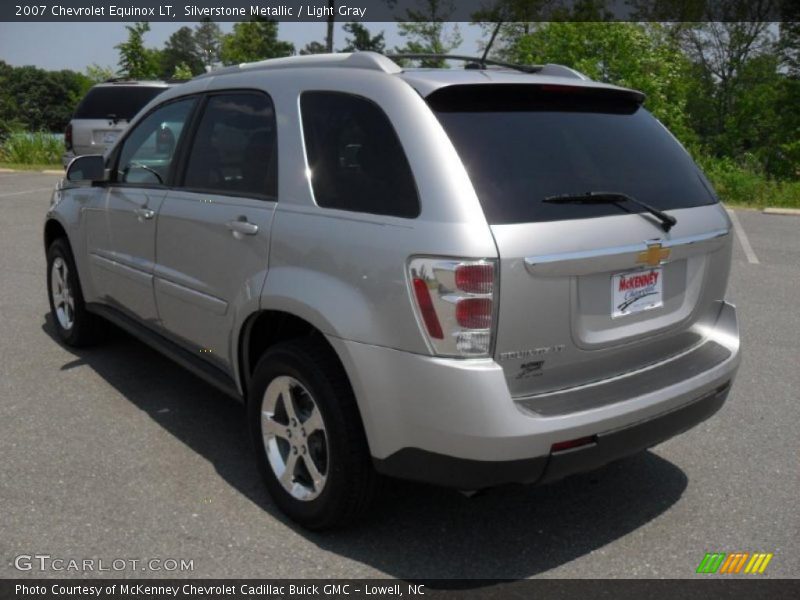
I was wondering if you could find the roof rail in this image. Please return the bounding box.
[193,51,588,81]
[195,52,402,79]
[386,54,544,74]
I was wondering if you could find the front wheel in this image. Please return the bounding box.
[46,238,99,347]
[248,340,376,529]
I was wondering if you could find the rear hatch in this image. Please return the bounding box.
[71,85,166,154]
[429,83,732,398]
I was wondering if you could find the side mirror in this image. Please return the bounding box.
[66,155,106,183]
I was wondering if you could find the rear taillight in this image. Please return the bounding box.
[64,123,73,151]
[408,258,497,357]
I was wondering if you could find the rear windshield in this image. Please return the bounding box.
[73,86,166,121]
[429,85,717,225]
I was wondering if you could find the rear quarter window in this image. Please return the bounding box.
[429,84,717,225]
[300,91,420,219]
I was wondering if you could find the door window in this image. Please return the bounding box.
[182,93,278,199]
[115,98,196,186]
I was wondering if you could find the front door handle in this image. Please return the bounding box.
[135,207,155,221]
[226,218,259,237]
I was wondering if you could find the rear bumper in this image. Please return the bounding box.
[373,382,730,489]
[329,301,740,489]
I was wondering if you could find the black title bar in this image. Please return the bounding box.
[0,0,796,22]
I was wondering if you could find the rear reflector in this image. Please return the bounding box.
[551,436,596,453]
[412,277,444,339]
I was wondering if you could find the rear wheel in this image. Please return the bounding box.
[248,339,376,529]
[46,238,99,347]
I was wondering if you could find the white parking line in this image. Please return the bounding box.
[727,208,760,264]
[0,187,53,199]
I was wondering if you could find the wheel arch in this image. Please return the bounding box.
[44,217,69,253]
[238,309,347,402]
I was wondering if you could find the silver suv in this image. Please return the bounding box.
[45,52,740,529]
[62,80,173,168]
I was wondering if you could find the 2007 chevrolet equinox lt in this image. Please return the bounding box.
[45,52,740,529]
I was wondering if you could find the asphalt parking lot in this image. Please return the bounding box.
[1,171,798,580]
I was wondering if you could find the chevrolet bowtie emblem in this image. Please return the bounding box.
[637,242,670,267]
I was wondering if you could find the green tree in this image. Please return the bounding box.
[160,26,204,78]
[219,19,295,65]
[778,22,800,78]
[680,20,774,139]
[194,18,222,69]
[299,41,328,55]
[0,63,89,133]
[341,22,386,53]
[395,0,462,68]
[171,62,195,80]
[115,22,161,79]
[85,63,115,83]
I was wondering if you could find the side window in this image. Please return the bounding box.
[116,98,195,186]
[300,91,420,218]
[182,93,278,198]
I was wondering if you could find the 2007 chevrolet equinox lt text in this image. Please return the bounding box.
[45,52,741,529]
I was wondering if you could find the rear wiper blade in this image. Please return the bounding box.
[543,191,677,233]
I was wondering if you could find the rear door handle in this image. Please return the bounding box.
[226,219,259,236]
[135,207,155,220]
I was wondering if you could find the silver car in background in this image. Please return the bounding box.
[62,80,172,168]
[45,52,740,529]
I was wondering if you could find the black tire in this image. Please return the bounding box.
[248,339,376,530]
[46,238,100,347]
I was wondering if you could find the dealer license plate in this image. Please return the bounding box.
[611,267,663,318]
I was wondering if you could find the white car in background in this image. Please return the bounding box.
[62,80,174,168]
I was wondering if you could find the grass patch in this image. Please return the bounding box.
[702,156,800,209]
[0,131,62,165]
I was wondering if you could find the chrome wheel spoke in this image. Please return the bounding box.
[302,454,326,490]
[261,412,290,441]
[280,381,299,424]
[280,452,299,488]
[303,406,324,435]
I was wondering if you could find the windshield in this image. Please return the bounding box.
[73,86,166,121]
[429,84,717,225]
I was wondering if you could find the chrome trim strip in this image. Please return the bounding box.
[524,228,729,276]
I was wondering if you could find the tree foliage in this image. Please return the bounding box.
[395,0,462,67]
[161,26,205,78]
[219,19,295,65]
[195,18,222,69]
[0,60,90,135]
[115,22,161,79]
[341,23,386,53]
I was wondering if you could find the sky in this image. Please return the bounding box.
[0,21,484,72]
